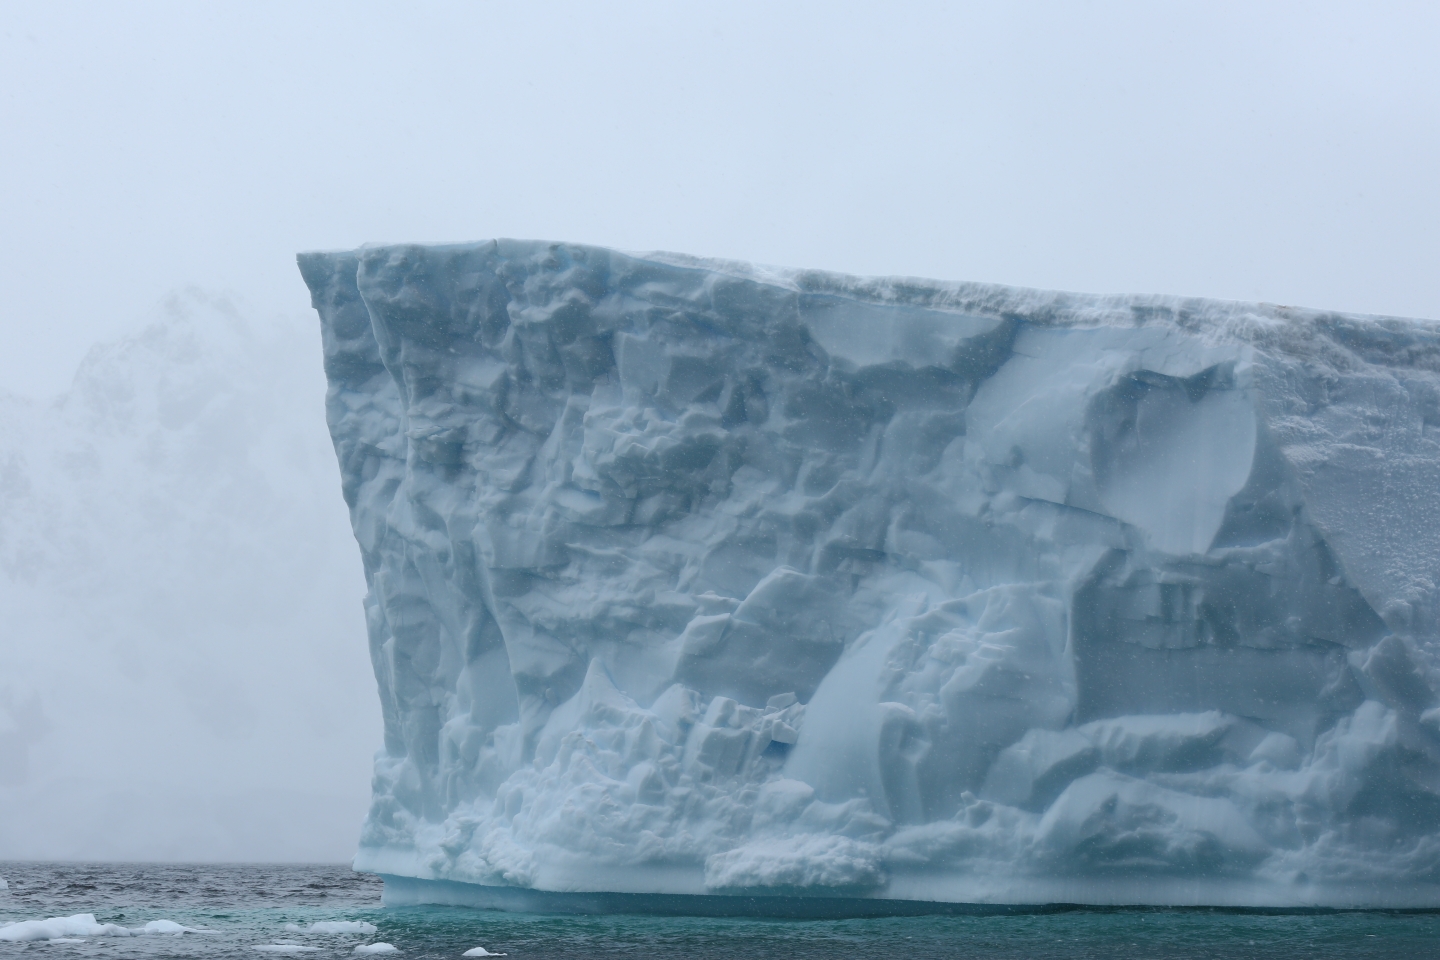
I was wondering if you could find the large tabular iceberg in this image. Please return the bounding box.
[299,240,1440,910]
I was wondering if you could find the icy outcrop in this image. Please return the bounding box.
[300,240,1440,908]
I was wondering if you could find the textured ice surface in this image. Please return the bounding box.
[300,240,1440,907]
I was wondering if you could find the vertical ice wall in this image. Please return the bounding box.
[301,240,1440,907]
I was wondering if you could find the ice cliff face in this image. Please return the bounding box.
[300,240,1440,907]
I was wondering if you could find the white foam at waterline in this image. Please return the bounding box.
[287,921,378,935]
[353,944,399,955]
[43,939,87,944]
[463,948,506,957]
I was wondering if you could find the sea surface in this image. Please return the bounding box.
[2,863,1438,959]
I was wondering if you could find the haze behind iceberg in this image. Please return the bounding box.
[0,292,377,862]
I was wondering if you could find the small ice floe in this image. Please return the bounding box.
[353,944,399,955]
[463,948,506,957]
[287,921,379,935]
[254,944,322,953]
[44,939,87,944]
[0,875,9,890]
[1,915,131,942]
[138,919,217,935]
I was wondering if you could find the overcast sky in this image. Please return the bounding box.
[3,1,1438,399]
[1,1,1437,862]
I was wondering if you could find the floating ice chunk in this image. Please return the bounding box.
[44,939,87,944]
[0,915,131,942]
[254,946,322,954]
[0,875,7,891]
[137,919,216,935]
[289,921,378,935]
[353,944,399,954]
[462,948,506,957]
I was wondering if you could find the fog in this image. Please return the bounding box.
[0,1,1435,862]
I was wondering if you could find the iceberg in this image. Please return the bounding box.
[299,239,1440,910]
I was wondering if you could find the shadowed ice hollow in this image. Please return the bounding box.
[299,240,1440,909]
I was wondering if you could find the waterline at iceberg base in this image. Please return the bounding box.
[299,240,1440,911]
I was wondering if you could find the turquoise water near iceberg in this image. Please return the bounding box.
[3,863,1438,959]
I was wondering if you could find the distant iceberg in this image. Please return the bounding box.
[300,240,1440,910]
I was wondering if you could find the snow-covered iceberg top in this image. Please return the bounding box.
[299,240,1440,908]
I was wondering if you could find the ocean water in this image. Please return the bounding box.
[2,863,1438,960]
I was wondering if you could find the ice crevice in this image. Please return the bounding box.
[298,239,1440,908]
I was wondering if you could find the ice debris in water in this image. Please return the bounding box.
[300,239,1440,908]
[140,919,217,935]
[462,949,506,957]
[0,915,212,942]
[0,876,8,891]
[287,921,379,935]
[254,946,322,954]
[0,916,123,943]
[353,945,399,955]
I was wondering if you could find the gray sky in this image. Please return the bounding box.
[2,1,1437,398]
[0,1,1436,862]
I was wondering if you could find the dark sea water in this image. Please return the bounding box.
[2,863,1438,960]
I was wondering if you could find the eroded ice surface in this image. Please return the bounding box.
[299,240,1440,907]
